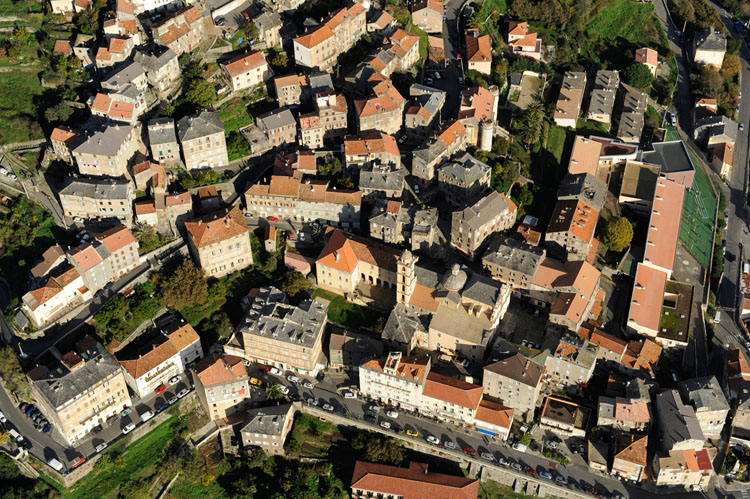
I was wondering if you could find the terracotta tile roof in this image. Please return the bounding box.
[354,80,405,117]
[116,0,134,15]
[185,206,249,249]
[727,349,750,380]
[52,266,81,288]
[628,263,667,332]
[407,282,439,312]
[69,243,104,272]
[317,229,400,274]
[533,258,600,299]
[166,191,192,207]
[29,278,63,307]
[119,20,137,35]
[508,21,528,37]
[298,151,316,172]
[644,177,685,272]
[50,126,77,143]
[635,47,658,67]
[135,200,156,215]
[90,93,112,112]
[511,31,538,48]
[183,6,202,23]
[299,112,321,130]
[713,142,734,166]
[109,37,127,54]
[194,353,247,386]
[222,50,267,77]
[96,47,112,62]
[274,74,308,89]
[423,372,483,409]
[344,132,400,157]
[475,399,514,429]
[350,461,479,499]
[412,0,443,14]
[466,30,491,63]
[550,292,589,322]
[360,355,429,382]
[696,98,718,107]
[554,340,579,359]
[459,86,495,121]
[166,320,200,351]
[589,329,627,356]
[295,25,334,48]
[54,40,72,55]
[547,199,598,243]
[615,397,651,423]
[437,120,466,147]
[96,225,137,253]
[371,11,394,29]
[615,433,648,466]
[516,223,541,245]
[299,181,361,205]
[621,338,662,372]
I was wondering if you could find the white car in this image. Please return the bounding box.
[555,476,568,485]
[139,410,154,422]
[498,457,509,466]
[307,398,318,406]
[280,385,290,395]
[95,442,108,453]
[177,388,190,398]
[302,381,314,389]
[0,411,6,423]
[8,174,17,181]
[322,404,334,412]
[426,436,440,445]
[480,452,495,462]
[0,167,7,175]
[385,410,398,418]
[343,391,356,399]
[73,217,84,223]
[243,360,251,366]
[380,421,391,429]
[443,441,456,450]
[270,367,282,376]
[546,441,558,450]
[122,423,136,434]
[287,375,300,384]
[168,376,180,385]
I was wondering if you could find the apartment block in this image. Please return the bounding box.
[59,178,134,226]
[147,118,179,164]
[185,206,253,278]
[654,449,714,489]
[404,85,446,143]
[539,396,590,438]
[177,110,228,171]
[586,70,620,126]
[193,354,251,421]
[152,6,204,56]
[328,328,384,372]
[273,74,308,107]
[553,72,586,128]
[481,236,546,289]
[437,152,491,209]
[72,125,141,178]
[221,50,273,92]
[354,79,406,136]
[94,224,141,279]
[655,390,705,452]
[451,190,517,260]
[545,199,599,262]
[411,0,443,33]
[254,10,282,48]
[240,404,296,455]
[293,2,366,70]
[483,353,543,420]
[133,44,181,97]
[238,286,327,374]
[117,317,203,398]
[257,107,297,148]
[597,396,652,433]
[27,336,131,445]
[344,132,400,170]
[678,376,730,439]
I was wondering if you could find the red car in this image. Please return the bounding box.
[522,466,536,475]
[258,365,270,372]
[463,446,476,456]
[71,456,86,469]
[242,12,249,20]
[155,384,166,395]
[267,216,279,222]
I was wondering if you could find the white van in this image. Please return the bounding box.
[9,429,23,443]
[48,458,64,472]
[714,310,722,324]
[139,410,154,422]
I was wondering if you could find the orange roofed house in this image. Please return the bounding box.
[636,47,658,76]
[152,6,204,56]
[351,461,479,499]
[116,316,203,398]
[316,229,401,303]
[244,175,362,230]
[354,79,407,136]
[507,20,542,60]
[292,3,366,70]
[185,206,253,278]
[545,199,599,262]
[221,50,273,92]
[411,0,444,33]
[192,353,251,422]
[466,29,492,75]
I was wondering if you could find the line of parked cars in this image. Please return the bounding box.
[18,402,52,434]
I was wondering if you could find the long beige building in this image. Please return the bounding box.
[292,2,366,70]
[59,178,134,226]
[177,111,229,171]
[185,206,253,278]
[451,190,517,260]
[238,286,328,375]
[72,125,141,178]
[28,336,131,445]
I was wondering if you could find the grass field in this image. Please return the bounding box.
[0,71,45,145]
[60,416,178,498]
[311,289,387,330]
[679,161,716,268]
[0,0,42,15]
[217,96,253,133]
[587,0,663,46]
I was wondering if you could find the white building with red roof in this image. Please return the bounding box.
[293,3,366,70]
[220,50,273,92]
[635,47,658,76]
[351,461,479,499]
[507,21,542,60]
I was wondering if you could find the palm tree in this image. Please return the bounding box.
[517,100,548,150]
[265,383,286,401]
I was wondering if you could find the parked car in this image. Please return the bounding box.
[48,458,64,472]
[0,411,6,423]
[168,376,180,385]
[249,377,263,386]
[270,367,282,375]
[140,410,154,422]
[463,446,477,456]
[480,452,495,462]
[307,398,318,406]
[242,11,249,20]
[385,410,399,418]
[214,16,226,26]
[556,476,568,485]
[120,408,132,418]
[177,388,190,398]
[426,436,440,445]
[511,462,523,471]
[539,471,552,480]
[24,405,36,416]
[498,457,509,466]
[343,391,356,399]
[279,385,290,395]
[302,381,314,389]
[546,440,557,450]
[70,457,86,470]
[267,216,279,222]
[406,428,419,437]
[522,466,535,475]
[322,404,334,412]
[380,420,392,429]
[43,424,51,435]
[287,375,300,384]
[156,403,170,414]
[18,402,27,412]
[122,423,136,434]
[443,440,457,450]
[95,442,108,453]
[258,365,271,372]
[155,384,166,395]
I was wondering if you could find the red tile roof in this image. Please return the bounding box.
[635,47,658,67]
[644,177,685,272]
[194,353,247,386]
[317,229,400,274]
[615,433,648,466]
[422,372,483,410]
[54,40,72,55]
[466,30,491,63]
[568,136,602,176]
[222,50,267,77]
[185,206,249,249]
[547,199,598,243]
[628,263,667,332]
[360,355,429,382]
[351,461,479,499]
[475,399,514,429]
[295,25,334,48]
[344,132,400,158]
[96,225,137,253]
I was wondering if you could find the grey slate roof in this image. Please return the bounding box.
[412,138,446,170]
[679,375,730,412]
[382,303,430,345]
[654,389,705,449]
[73,125,136,157]
[255,10,282,31]
[694,115,738,143]
[240,403,294,436]
[695,27,727,52]
[101,61,145,90]
[257,107,296,132]
[133,44,178,73]
[482,235,546,278]
[29,340,122,410]
[359,166,405,191]
[453,190,511,230]
[239,286,327,348]
[309,70,334,94]
[587,70,620,119]
[148,118,177,146]
[461,273,504,307]
[557,172,607,212]
[177,110,225,142]
[59,177,131,199]
[439,152,490,185]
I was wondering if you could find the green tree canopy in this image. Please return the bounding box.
[280,271,311,299]
[265,383,286,401]
[184,79,217,108]
[516,100,548,150]
[157,259,208,311]
[623,63,654,90]
[601,216,634,252]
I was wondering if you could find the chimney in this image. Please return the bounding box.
[334,251,340,262]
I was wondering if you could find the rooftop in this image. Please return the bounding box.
[482,235,546,279]
[350,461,478,499]
[679,375,730,412]
[59,177,131,200]
[240,404,295,436]
[484,353,543,387]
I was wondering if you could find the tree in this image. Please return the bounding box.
[0,346,30,399]
[280,271,311,299]
[517,101,548,150]
[12,27,31,46]
[184,78,217,107]
[208,311,233,339]
[601,216,633,252]
[44,102,72,124]
[623,63,654,89]
[265,383,286,401]
[722,53,741,80]
[353,434,404,465]
[318,157,342,176]
[157,259,208,311]
[242,22,259,44]
[226,131,249,159]
[270,52,288,68]
[74,6,100,35]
